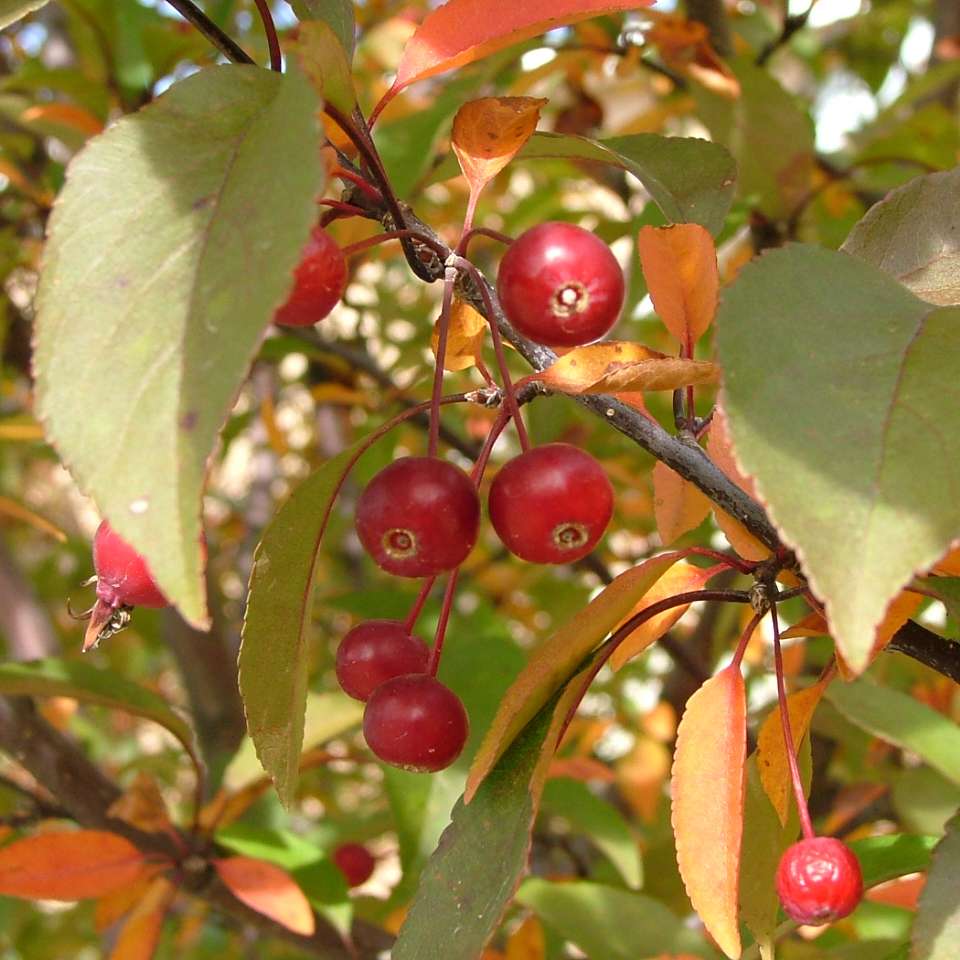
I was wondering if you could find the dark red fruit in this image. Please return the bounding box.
[363,674,468,772]
[488,443,613,564]
[333,842,376,888]
[335,619,430,701]
[93,520,168,609]
[775,837,863,926]
[355,457,480,578]
[273,227,347,327]
[496,221,624,347]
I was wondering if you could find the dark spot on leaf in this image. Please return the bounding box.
[180,411,198,431]
[192,195,211,211]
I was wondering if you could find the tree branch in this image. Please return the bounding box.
[163,0,254,65]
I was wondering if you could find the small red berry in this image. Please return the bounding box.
[333,842,376,888]
[335,620,430,701]
[273,227,347,327]
[93,520,168,609]
[363,674,468,773]
[496,221,624,347]
[355,457,480,578]
[776,837,863,926]
[488,443,613,564]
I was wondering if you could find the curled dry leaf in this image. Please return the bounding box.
[652,462,712,545]
[432,299,488,371]
[533,341,719,395]
[645,14,740,98]
[638,224,719,349]
[452,97,547,194]
[671,665,746,959]
[213,856,315,936]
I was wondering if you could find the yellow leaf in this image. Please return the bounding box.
[652,462,711,545]
[431,299,488,371]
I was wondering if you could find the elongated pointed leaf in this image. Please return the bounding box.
[842,166,960,306]
[717,244,960,673]
[653,462,712,546]
[34,66,324,627]
[213,857,315,936]
[110,876,176,960]
[0,831,147,900]
[240,442,361,807]
[0,658,200,771]
[466,552,682,801]
[671,665,746,959]
[910,813,960,960]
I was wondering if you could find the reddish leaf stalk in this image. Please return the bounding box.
[459,227,514,254]
[333,167,383,203]
[340,229,446,260]
[730,610,764,671]
[251,0,281,72]
[317,199,367,218]
[770,602,816,840]
[428,569,460,676]
[429,268,458,458]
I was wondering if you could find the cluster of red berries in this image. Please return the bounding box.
[332,222,622,773]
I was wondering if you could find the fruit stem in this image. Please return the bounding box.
[730,610,763,671]
[429,268,458,458]
[459,227,514,254]
[470,409,511,484]
[770,602,817,840]
[251,0,281,72]
[452,255,530,452]
[404,576,437,633]
[428,569,460,676]
[340,228,446,260]
[317,199,367,218]
[333,167,384,203]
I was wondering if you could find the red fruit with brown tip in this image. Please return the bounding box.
[363,674,468,773]
[488,443,613,564]
[93,519,168,610]
[335,620,430,701]
[274,227,347,327]
[355,457,480,578]
[333,842,376,888]
[496,221,624,347]
[776,837,863,925]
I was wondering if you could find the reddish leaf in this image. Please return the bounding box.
[609,561,717,670]
[385,1,650,101]
[96,872,158,932]
[432,299,488,371]
[638,224,719,348]
[653,462,711,545]
[467,552,683,801]
[21,103,103,136]
[671,666,746,959]
[781,610,829,639]
[108,876,176,960]
[0,831,149,900]
[452,97,546,195]
[213,856,315,935]
[533,341,719,395]
[755,676,829,826]
[932,543,960,576]
[107,772,172,834]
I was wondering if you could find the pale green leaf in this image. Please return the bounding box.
[34,66,325,628]
[911,811,960,960]
[295,20,357,115]
[717,244,960,672]
[842,166,960,307]
[287,0,355,59]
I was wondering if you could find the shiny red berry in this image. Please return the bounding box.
[363,674,468,772]
[776,837,863,926]
[496,221,624,347]
[273,227,347,327]
[488,443,613,564]
[333,842,376,888]
[355,457,480,578]
[335,620,430,701]
[93,519,168,609]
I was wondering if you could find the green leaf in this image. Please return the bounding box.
[433,131,736,235]
[295,20,357,115]
[842,166,960,307]
[740,742,811,955]
[541,778,643,889]
[911,811,960,959]
[0,0,47,29]
[716,244,960,672]
[0,658,199,770]
[826,679,960,787]
[34,65,325,628]
[287,0,355,59]
[849,833,938,888]
[216,824,323,870]
[239,442,361,807]
[892,768,960,836]
[693,59,814,220]
[516,879,717,959]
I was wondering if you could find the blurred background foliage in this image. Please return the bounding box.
[0,0,958,957]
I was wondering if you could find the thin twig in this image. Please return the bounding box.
[163,0,254,65]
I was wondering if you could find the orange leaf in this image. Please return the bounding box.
[781,610,829,639]
[547,756,616,783]
[653,462,711,545]
[865,873,925,910]
[755,676,830,826]
[452,97,546,195]
[638,224,719,348]
[467,552,684,801]
[107,772,172,834]
[505,914,546,960]
[610,561,717,669]
[432,299,488,371]
[617,737,671,822]
[108,876,176,960]
[646,15,740,98]
[21,103,104,136]
[214,857,315,936]
[96,870,165,932]
[0,831,148,900]
[671,666,745,959]
[386,0,651,99]
[932,543,960,576]
[534,341,719,395]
